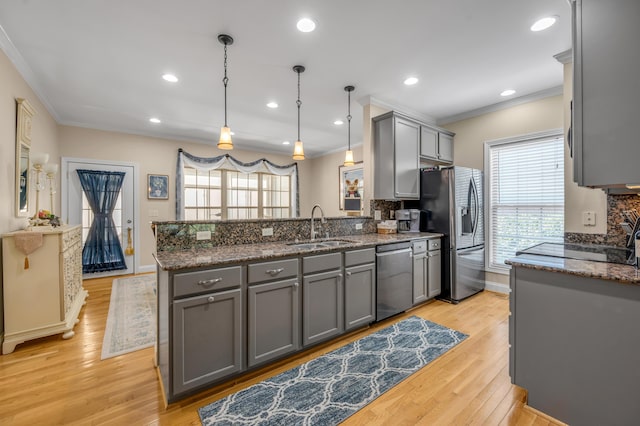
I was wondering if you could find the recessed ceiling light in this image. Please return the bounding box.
[162,73,178,83]
[531,16,557,32]
[404,77,419,86]
[282,141,291,145]
[334,120,344,125]
[297,18,316,32]
[267,102,278,109]
[149,117,161,124]
[500,89,516,97]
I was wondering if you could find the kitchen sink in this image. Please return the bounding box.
[287,239,357,250]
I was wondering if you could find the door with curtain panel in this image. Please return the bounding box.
[62,158,137,277]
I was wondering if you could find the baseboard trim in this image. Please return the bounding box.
[485,280,510,294]
[138,264,156,274]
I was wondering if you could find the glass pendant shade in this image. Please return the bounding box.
[217,126,233,150]
[292,140,305,160]
[344,150,355,166]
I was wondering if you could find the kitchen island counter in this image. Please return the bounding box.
[154,232,442,271]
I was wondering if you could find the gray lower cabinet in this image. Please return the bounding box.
[302,253,344,346]
[247,278,300,367]
[172,288,242,395]
[427,248,442,299]
[344,263,375,330]
[413,238,442,304]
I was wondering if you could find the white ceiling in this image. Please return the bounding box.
[0,0,571,158]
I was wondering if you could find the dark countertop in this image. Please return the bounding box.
[506,253,640,284]
[154,232,443,271]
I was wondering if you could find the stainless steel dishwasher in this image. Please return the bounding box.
[376,241,413,321]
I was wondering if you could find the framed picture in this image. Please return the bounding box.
[148,174,169,199]
[339,162,364,212]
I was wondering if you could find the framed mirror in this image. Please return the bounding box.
[15,98,35,217]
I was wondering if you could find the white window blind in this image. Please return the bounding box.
[487,134,564,270]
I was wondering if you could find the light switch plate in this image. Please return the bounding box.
[374,210,382,221]
[262,227,274,237]
[582,211,596,226]
[148,209,159,217]
[355,223,363,230]
[196,230,212,240]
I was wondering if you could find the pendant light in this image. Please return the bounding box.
[292,65,306,160]
[343,85,355,166]
[217,34,234,150]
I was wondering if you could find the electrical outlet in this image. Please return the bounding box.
[582,211,596,226]
[262,227,274,237]
[355,223,363,230]
[196,230,212,240]
[374,210,382,221]
[390,210,395,219]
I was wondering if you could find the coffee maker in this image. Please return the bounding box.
[395,209,420,233]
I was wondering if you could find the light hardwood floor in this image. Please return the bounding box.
[0,275,563,425]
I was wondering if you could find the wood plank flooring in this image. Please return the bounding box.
[0,275,564,425]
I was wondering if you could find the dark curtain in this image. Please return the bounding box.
[76,169,127,273]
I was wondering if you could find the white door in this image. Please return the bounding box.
[62,158,137,277]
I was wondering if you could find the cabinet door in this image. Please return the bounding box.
[413,253,428,304]
[247,278,300,367]
[420,126,438,160]
[438,133,454,163]
[172,288,242,395]
[427,250,442,299]
[394,117,420,199]
[344,263,375,331]
[303,270,344,346]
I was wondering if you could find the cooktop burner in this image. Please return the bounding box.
[516,243,635,265]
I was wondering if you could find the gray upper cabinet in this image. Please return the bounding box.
[420,126,454,164]
[572,0,640,188]
[373,112,420,200]
[172,288,242,395]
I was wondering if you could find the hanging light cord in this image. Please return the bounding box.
[296,71,302,141]
[347,90,352,150]
[223,42,229,127]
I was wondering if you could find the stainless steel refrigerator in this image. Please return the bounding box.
[420,166,485,303]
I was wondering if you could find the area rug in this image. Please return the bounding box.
[198,316,468,425]
[101,274,156,360]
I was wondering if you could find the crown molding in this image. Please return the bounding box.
[357,95,436,125]
[554,49,572,64]
[0,24,60,122]
[437,85,564,126]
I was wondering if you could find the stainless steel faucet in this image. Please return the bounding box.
[310,204,326,240]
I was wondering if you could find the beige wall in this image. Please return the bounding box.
[0,50,59,235]
[304,146,363,217]
[561,62,607,234]
[59,126,312,268]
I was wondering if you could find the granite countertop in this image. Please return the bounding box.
[154,232,443,271]
[506,254,640,285]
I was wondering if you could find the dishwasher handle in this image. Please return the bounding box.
[375,247,412,258]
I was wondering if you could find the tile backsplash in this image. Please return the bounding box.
[565,194,640,248]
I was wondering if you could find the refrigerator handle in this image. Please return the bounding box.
[470,178,479,238]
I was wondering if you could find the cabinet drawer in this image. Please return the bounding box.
[173,266,242,298]
[428,239,441,250]
[412,240,427,254]
[248,258,298,284]
[344,248,375,267]
[303,252,342,275]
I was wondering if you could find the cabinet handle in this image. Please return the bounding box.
[266,268,284,275]
[338,273,343,284]
[346,271,352,277]
[198,278,222,286]
[293,282,299,289]
[207,296,215,303]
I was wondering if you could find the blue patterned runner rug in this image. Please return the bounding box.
[198,316,468,425]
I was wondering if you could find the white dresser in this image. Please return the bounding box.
[2,225,87,354]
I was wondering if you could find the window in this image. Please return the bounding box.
[183,167,291,220]
[485,131,564,271]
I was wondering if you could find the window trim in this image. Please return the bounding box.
[483,128,564,275]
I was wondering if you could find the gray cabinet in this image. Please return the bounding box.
[373,112,420,200]
[302,253,344,346]
[420,127,454,164]
[172,288,242,395]
[413,238,442,304]
[247,258,300,367]
[247,278,300,367]
[344,248,376,331]
[572,0,640,188]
